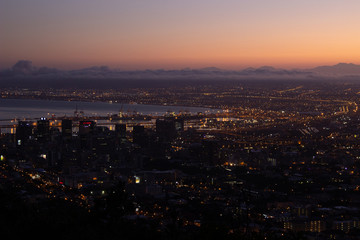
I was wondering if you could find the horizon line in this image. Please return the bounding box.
[2,60,359,72]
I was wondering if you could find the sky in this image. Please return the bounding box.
[1,0,360,70]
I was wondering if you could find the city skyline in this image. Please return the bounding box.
[3,1,360,239]
[1,0,360,70]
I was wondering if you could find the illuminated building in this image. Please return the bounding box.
[36,118,50,142]
[174,118,184,132]
[333,219,360,233]
[284,220,326,232]
[16,121,33,146]
[79,121,95,135]
[79,120,95,148]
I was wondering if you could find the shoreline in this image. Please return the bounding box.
[0,96,221,111]
[0,97,222,121]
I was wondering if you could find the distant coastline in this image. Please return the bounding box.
[0,95,219,111]
[0,98,220,120]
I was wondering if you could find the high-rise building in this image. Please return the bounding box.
[91,126,113,155]
[115,124,127,139]
[61,119,72,142]
[79,121,95,148]
[36,118,50,142]
[133,125,146,146]
[202,139,220,165]
[79,121,95,135]
[174,118,184,132]
[156,119,176,141]
[16,121,33,146]
[155,117,184,141]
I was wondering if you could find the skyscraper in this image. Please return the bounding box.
[79,121,95,148]
[133,125,146,147]
[156,117,183,141]
[36,118,50,142]
[16,121,33,146]
[62,119,72,142]
[115,124,127,140]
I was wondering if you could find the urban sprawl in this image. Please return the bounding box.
[1,80,360,239]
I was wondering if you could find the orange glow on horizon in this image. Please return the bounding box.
[1,1,360,70]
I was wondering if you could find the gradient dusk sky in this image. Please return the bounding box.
[1,0,360,70]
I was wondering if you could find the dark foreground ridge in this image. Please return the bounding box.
[1,168,308,240]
